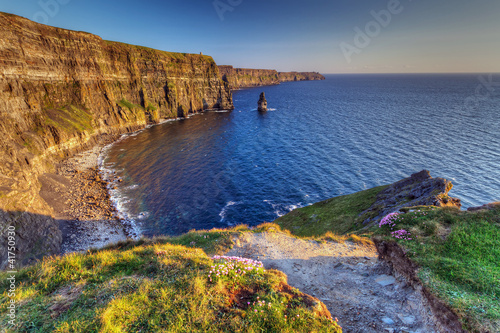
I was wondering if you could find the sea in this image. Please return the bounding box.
[101,74,500,237]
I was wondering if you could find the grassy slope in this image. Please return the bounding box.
[0,229,341,333]
[375,207,500,332]
[1,181,497,332]
[275,184,499,332]
[275,185,387,237]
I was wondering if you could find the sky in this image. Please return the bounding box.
[1,0,499,74]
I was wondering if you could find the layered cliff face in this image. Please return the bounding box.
[278,71,325,83]
[0,12,233,268]
[219,65,325,90]
[218,66,280,89]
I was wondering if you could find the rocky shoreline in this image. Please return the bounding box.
[39,141,129,254]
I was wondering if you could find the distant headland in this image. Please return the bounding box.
[218,65,325,90]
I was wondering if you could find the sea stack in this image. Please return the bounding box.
[258,92,268,112]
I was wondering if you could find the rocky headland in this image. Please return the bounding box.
[218,65,325,90]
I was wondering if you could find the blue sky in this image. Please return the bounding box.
[1,0,499,73]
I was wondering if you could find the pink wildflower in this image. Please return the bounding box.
[379,212,401,228]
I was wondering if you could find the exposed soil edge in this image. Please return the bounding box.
[374,239,466,333]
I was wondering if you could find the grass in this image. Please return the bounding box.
[274,184,499,331]
[117,98,142,112]
[375,207,500,332]
[0,228,341,332]
[43,105,94,134]
[145,103,157,112]
[275,185,387,237]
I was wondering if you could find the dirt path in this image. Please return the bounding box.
[226,231,439,333]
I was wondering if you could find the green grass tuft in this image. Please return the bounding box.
[275,185,387,237]
[117,98,142,112]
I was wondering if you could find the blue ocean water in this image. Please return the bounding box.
[102,74,500,237]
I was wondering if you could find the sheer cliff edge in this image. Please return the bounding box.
[0,12,233,268]
[218,65,325,90]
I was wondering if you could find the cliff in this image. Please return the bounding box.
[0,12,233,269]
[218,65,325,90]
[278,71,326,83]
[218,66,280,89]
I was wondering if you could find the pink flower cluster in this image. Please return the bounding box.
[248,297,273,314]
[379,212,401,228]
[380,212,414,241]
[411,209,428,217]
[391,229,412,240]
[209,256,264,282]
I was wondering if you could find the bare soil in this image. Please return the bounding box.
[226,231,441,333]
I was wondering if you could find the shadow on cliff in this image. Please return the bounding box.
[0,209,61,270]
[0,209,128,271]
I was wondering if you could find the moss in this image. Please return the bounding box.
[117,98,137,111]
[145,102,157,112]
[43,105,94,134]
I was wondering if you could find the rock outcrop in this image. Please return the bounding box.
[219,65,325,90]
[360,170,462,227]
[257,92,268,112]
[0,12,233,269]
[467,202,500,211]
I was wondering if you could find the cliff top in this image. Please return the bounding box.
[0,11,215,63]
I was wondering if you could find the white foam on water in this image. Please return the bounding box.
[263,200,303,218]
[137,211,150,220]
[219,201,241,224]
[99,144,142,239]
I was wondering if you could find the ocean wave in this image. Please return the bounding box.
[219,201,241,224]
[106,187,141,238]
[264,200,303,218]
[160,117,183,124]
